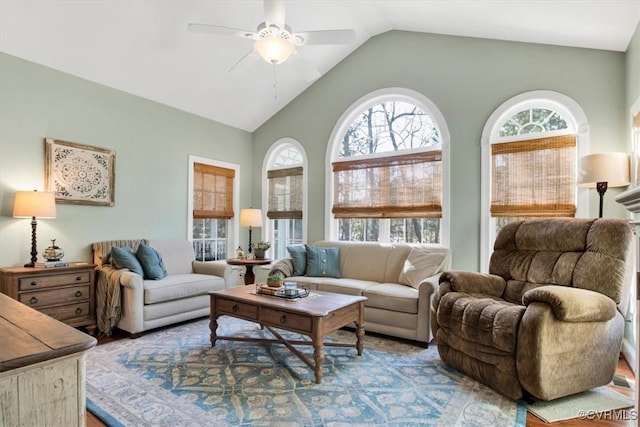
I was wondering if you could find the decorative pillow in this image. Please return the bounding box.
[110,246,144,276]
[136,244,167,280]
[398,248,448,288]
[287,245,307,276]
[305,245,341,278]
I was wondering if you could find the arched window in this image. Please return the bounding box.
[480,91,589,270]
[326,88,450,245]
[262,138,307,259]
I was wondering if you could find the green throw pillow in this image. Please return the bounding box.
[305,245,341,278]
[287,245,307,276]
[110,246,144,276]
[136,244,167,280]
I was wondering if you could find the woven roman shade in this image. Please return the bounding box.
[267,166,303,219]
[193,163,235,219]
[491,134,576,217]
[332,150,442,219]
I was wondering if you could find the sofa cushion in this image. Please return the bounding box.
[111,246,144,276]
[316,278,377,296]
[287,245,307,276]
[136,244,167,280]
[398,248,449,289]
[363,283,418,314]
[147,239,195,275]
[306,245,341,278]
[143,273,225,304]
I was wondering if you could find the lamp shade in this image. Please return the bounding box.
[240,208,263,227]
[13,191,57,218]
[577,152,630,188]
[254,37,295,64]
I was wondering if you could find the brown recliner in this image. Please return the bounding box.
[431,218,633,401]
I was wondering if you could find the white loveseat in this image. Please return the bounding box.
[92,239,228,336]
[269,240,451,345]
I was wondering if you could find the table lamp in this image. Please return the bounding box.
[13,190,57,267]
[577,152,630,217]
[240,208,263,254]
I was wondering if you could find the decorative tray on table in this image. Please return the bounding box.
[256,283,310,299]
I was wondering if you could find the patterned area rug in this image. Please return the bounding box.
[86,317,526,426]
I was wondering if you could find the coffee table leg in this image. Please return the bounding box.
[313,342,324,384]
[356,302,365,356]
[210,315,218,347]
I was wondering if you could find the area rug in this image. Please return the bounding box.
[527,386,634,423]
[86,317,527,426]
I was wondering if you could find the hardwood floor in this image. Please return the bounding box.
[86,329,636,426]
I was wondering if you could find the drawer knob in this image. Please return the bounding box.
[30,281,38,286]
[76,276,82,281]
[29,296,38,305]
[280,315,287,324]
[75,290,83,297]
[75,307,82,315]
[232,304,239,313]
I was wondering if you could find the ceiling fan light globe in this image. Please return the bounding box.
[255,36,294,64]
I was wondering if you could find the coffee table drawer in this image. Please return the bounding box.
[216,298,258,320]
[260,308,312,333]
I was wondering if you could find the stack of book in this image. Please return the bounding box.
[35,260,70,268]
[256,284,284,296]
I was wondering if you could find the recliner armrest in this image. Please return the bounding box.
[522,285,616,322]
[192,260,226,277]
[439,271,506,297]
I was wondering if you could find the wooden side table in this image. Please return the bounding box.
[226,258,272,285]
[0,263,97,335]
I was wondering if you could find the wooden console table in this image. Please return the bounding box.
[0,293,97,426]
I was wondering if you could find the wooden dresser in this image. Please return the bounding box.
[0,264,97,335]
[0,292,97,426]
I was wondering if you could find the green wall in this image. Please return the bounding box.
[0,53,253,267]
[253,30,628,271]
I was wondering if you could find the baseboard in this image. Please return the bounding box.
[621,338,636,376]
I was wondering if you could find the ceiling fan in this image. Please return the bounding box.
[188,0,356,71]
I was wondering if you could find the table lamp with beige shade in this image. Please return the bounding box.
[239,208,263,255]
[578,152,630,218]
[13,190,57,267]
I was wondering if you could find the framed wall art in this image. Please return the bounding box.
[45,138,115,206]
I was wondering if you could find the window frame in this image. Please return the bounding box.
[480,90,589,272]
[187,155,240,259]
[261,138,308,256]
[325,87,450,246]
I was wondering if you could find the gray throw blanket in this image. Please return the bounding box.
[269,258,294,277]
[95,265,126,336]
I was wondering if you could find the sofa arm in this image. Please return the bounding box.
[119,270,143,288]
[192,260,226,277]
[439,271,506,297]
[522,285,617,322]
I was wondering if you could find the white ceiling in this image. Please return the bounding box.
[1,1,639,132]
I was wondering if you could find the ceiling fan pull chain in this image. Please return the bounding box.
[272,64,278,100]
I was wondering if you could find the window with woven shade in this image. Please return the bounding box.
[327,92,449,245]
[491,134,577,218]
[193,162,235,219]
[267,167,303,219]
[332,150,442,218]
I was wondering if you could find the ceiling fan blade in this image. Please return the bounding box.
[188,23,258,40]
[228,48,258,73]
[293,29,356,46]
[264,0,286,28]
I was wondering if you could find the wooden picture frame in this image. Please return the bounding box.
[45,138,115,206]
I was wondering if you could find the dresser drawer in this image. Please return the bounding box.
[40,302,91,323]
[216,298,258,320]
[18,272,91,291]
[19,285,91,308]
[260,308,312,333]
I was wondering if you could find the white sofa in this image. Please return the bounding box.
[92,239,228,336]
[269,240,451,345]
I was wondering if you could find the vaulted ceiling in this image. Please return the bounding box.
[1,1,638,132]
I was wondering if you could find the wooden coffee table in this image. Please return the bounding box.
[209,286,366,383]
